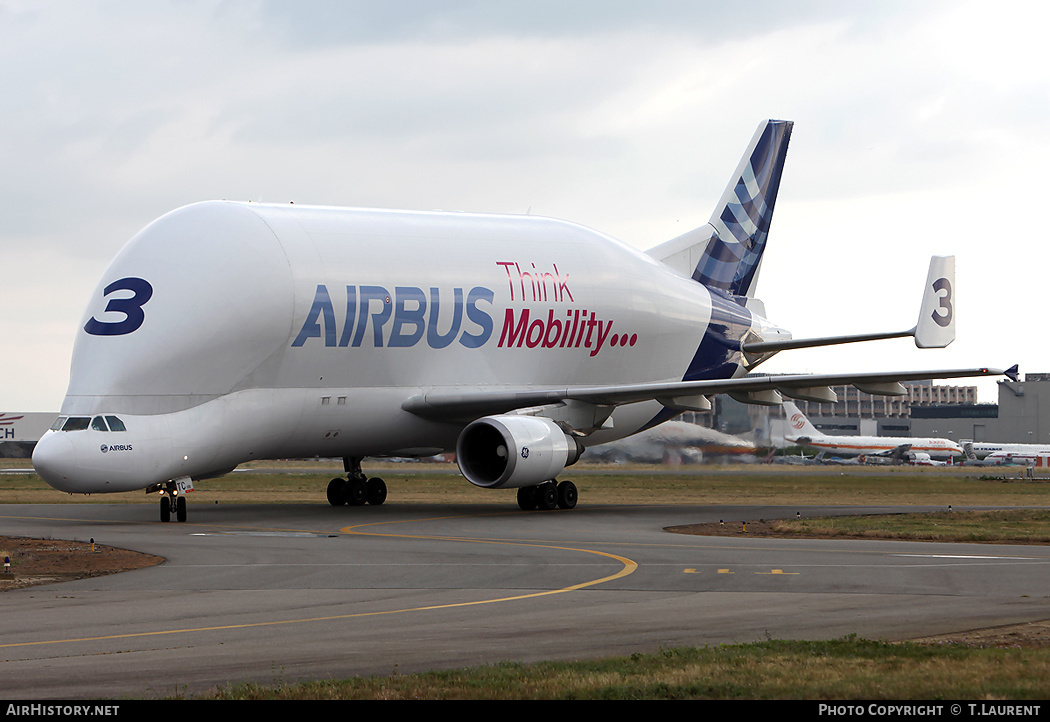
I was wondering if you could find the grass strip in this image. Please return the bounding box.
[197,637,1050,700]
[3,462,1050,507]
[770,509,1050,544]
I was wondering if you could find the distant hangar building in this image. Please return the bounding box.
[767,373,1050,447]
[909,373,1049,445]
[0,413,56,458]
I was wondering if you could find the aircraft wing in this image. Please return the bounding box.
[402,366,1012,423]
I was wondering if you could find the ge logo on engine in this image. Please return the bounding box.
[521,447,530,459]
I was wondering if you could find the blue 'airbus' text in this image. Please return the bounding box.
[292,285,494,349]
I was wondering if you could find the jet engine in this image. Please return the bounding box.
[456,415,583,488]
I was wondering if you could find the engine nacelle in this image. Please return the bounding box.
[456,415,583,489]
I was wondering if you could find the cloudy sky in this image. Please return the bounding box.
[3,0,1047,412]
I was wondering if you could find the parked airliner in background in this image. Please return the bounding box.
[962,441,1050,461]
[582,420,757,464]
[984,452,1050,466]
[32,120,1011,521]
[782,402,963,463]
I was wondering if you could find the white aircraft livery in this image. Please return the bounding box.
[963,441,1050,461]
[782,401,963,462]
[32,120,1012,521]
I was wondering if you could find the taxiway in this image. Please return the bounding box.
[2,501,1048,698]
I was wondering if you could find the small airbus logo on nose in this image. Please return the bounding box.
[100,444,108,453]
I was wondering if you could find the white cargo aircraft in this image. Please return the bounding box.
[782,401,963,463]
[33,120,1012,521]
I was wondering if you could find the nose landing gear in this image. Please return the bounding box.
[154,486,187,522]
[148,478,192,522]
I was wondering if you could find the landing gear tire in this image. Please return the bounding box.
[327,477,347,506]
[366,477,387,506]
[518,480,578,511]
[557,480,578,510]
[328,472,386,507]
[332,457,387,508]
[536,482,559,511]
[159,490,188,522]
[517,486,538,511]
[346,478,367,506]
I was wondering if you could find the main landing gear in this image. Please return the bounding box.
[327,456,387,507]
[516,479,577,511]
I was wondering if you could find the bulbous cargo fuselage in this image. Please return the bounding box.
[33,201,754,493]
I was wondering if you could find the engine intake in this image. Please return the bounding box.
[456,415,582,488]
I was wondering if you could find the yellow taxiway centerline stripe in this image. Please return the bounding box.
[0,514,638,650]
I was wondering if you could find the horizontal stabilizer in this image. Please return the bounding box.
[742,255,957,354]
[742,329,913,354]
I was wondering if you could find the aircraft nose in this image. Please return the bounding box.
[32,431,80,492]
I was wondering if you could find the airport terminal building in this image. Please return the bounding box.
[763,373,1050,448]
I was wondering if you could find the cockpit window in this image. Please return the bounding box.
[57,415,126,432]
[61,417,91,431]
